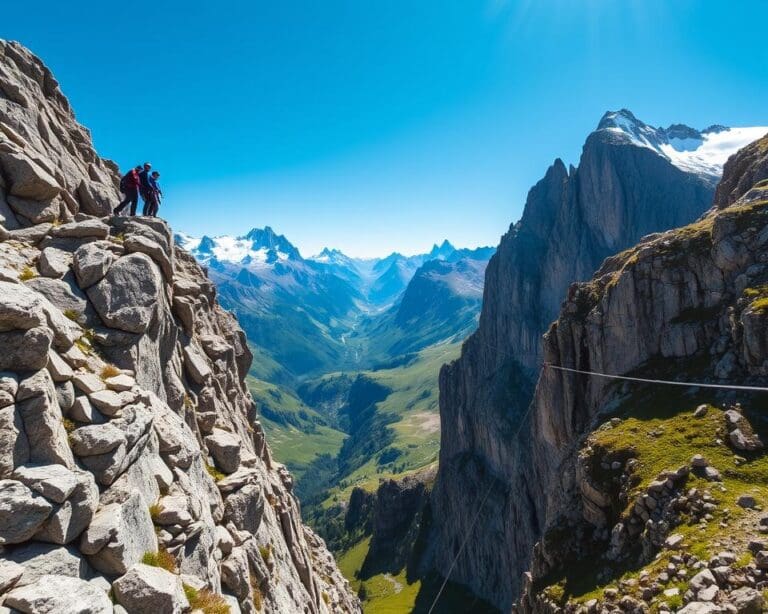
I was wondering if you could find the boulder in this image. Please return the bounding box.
[6,194,60,224]
[221,546,251,600]
[55,381,75,413]
[183,345,212,384]
[16,370,75,468]
[68,396,106,424]
[24,276,88,319]
[113,564,189,614]
[729,587,765,613]
[81,490,158,575]
[38,247,72,278]
[5,543,92,585]
[154,495,193,526]
[224,483,264,534]
[72,372,105,395]
[206,428,242,474]
[87,253,162,333]
[677,603,722,614]
[5,574,112,614]
[0,405,29,478]
[124,234,173,280]
[12,463,79,503]
[0,479,53,544]
[69,423,126,456]
[0,150,61,200]
[72,242,116,289]
[47,351,74,382]
[104,374,135,392]
[0,327,53,371]
[0,281,80,350]
[88,389,124,417]
[51,219,109,239]
[34,469,99,544]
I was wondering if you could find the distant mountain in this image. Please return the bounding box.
[174,228,495,381]
[351,257,489,361]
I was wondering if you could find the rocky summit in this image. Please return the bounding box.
[0,40,359,613]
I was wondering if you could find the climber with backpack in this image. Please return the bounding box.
[114,165,142,215]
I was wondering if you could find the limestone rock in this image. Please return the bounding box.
[112,564,189,614]
[0,479,53,544]
[224,483,264,534]
[0,150,61,201]
[73,242,116,289]
[38,247,72,278]
[5,574,112,614]
[0,405,29,479]
[206,428,242,474]
[12,463,79,503]
[16,370,75,468]
[24,277,88,319]
[0,326,52,371]
[80,490,157,575]
[5,543,92,585]
[87,253,161,333]
[51,219,109,239]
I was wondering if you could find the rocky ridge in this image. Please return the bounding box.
[429,109,766,610]
[465,133,768,614]
[0,40,359,613]
[511,133,768,613]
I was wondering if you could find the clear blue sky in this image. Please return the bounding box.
[3,1,767,257]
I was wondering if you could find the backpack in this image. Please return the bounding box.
[119,171,131,192]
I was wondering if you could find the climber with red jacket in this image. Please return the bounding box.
[114,165,142,216]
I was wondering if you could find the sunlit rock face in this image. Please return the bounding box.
[0,39,360,613]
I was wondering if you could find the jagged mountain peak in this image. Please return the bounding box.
[428,239,456,259]
[595,108,768,181]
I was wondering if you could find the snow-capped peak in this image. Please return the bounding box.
[309,247,353,264]
[173,227,301,266]
[597,109,768,182]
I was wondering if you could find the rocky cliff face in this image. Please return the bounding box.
[0,40,359,614]
[430,113,767,610]
[517,131,768,613]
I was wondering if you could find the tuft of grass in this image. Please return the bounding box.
[183,584,230,614]
[148,502,162,523]
[74,337,92,355]
[321,591,330,605]
[19,266,38,281]
[100,364,121,380]
[259,544,273,563]
[141,547,177,573]
[112,232,125,244]
[250,574,263,611]
[63,309,81,322]
[205,462,226,482]
[61,417,76,433]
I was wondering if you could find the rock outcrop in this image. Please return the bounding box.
[513,134,768,613]
[429,112,730,609]
[0,40,359,613]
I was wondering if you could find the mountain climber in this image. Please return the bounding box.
[143,171,162,217]
[114,165,142,215]
[137,162,153,213]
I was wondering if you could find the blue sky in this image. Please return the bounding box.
[3,1,767,257]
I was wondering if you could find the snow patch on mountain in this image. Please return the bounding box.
[598,109,767,181]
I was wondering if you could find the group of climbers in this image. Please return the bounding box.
[115,162,163,217]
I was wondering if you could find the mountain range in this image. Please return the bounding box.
[175,229,494,381]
